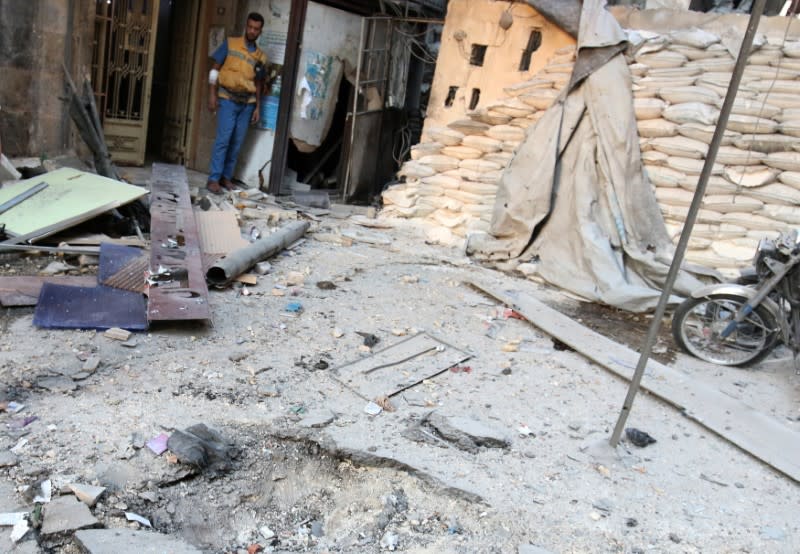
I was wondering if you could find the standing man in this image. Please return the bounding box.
[207,12,267,194]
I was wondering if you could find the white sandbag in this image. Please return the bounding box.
[714,146,765,166]
[447,119,490,135]
[734,134,796,153]
[510,118,534,129]
[546,73,570,88]
[461,135,503,153]
[543,63,574,74]
[462,203,494,216]
[398,161,437,179]
[554,44,577,56]
[655,187,696,206]
[416,183,445,197]
[748,79,800,95]
[382,187,417,208]
[634,97,667,120]
[432,209,468,228]
[426,127,465,146]
[702,194,763,213]
[633,86,658,99]
[668,44,727,60]
[441,145,483,160]
[647,66,702,79]
[711,240,758,262]
[657,86,720,106]
[421,174,462,190]
[685,249,744,268]
[466,109,512,126]
[483,152,513,166]
[669,28,720,49]
[409,142,444,160]
[635,50,688,68]
[637,118,679,138]
[486,125,525,142]
[519,89,560,110]
[440,169,462,178]
[747,229,781,241]
[776,108,800,122]
[684,58,736,72]
[640,138,653,152]
[660,205,724,224]
[459,180,499,196]
[488,98,535,118]
[721,212,784,231]
[444,188,494,205]
[780,121,800,138]
[748,51,782,64]
[778,171,800,189]
[725,114,778,134]
[723,165,779,188]
[459,158,503,172]
[629,63,649,76]
[679,175,738,194]
[663,103,719,126]
[642,150,669,165]
[728,98,781,119]
[678,122,739,145]
[634,76,698,89]
[417,154,460,172]
[651,136,708,159]
[782,41,800,58]
[743,183,800,205]
[744,68,800,82]
[754,92,800,109]
[765,151,800,172]
[759,204,800,224]
[667,156,724,175]
[548,52,576,65]
[645,165,685,187]
[503,78,554,96]
[502,141,522,153]
[528,111,546,123]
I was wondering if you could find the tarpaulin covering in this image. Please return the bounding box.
[468,0,703,312]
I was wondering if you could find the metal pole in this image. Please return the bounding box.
[609,0,768,447]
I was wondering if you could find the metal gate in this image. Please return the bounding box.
[161,0,202,164]
[92,0,159,166]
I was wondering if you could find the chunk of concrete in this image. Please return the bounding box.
[0,154,21,181]
[519,545,555,554]
[40,496,99,535]
[299,409,334,428]
[0,450,19,467]
[68,483,106,507]
[427,413,510,453]
[74,529,202,553]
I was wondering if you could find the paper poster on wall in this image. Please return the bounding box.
[209,25,226,56]
[260,30,288,65]
[298,51,334,121]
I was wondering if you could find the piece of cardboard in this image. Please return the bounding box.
[194,211,249,255]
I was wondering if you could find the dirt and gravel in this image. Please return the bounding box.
[1,207,799,553]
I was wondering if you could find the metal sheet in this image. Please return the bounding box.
[0,168,147,238]
[333,332,472,400]
[101,254,148,293]
[32,283,147,331]
[147,163,211,322]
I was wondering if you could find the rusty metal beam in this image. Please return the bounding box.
[147,163,211,322]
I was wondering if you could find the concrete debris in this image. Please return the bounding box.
[0,153,22,181]
[40,495,99,535]
[68,483,106,507]
[41,261,76,276]
[166,423,237,472]
[518,545,555,554]
[425,413,511,453]
[125,511,152,527]
[299,409,335,428]
[74,529,202,553]
[104,327,132,341]
[37,376,78,392]
[82,355,101,372]
[0,450,19,467]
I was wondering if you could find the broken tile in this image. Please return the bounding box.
[68,483,106,507]
[75,529,201,553]
[40,496,99,535]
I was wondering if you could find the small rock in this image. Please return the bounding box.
[254,261,272,275]
[228,350,249,362]
[310,520,324,537]
[735,482,745,489]
[331,328,344,338]
[82,356,101,372]
[668,533,681,543]
[69,483,106,507]
[501,367,512,375]
[71,372,92,381]
[0,450,19,467]
[138,491,158,502]
[592,499,613,515]
[286,271,305,286]
[299,410,334,428]
[131,433,146,449]
[257,385,280,397]
[626,517,638,527]
[379,531,399,551]
[41,261,75,276]
[259,526,275,540]
[316,280,336,290]
[37,376,78,393]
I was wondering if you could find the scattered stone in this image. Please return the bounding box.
[592,499,613,515]
[125,512,152,527]
[41,261,75,276]
[40,495,99,535]
[568,422,582,432]
[166,423,237,472]
[426,413,510,453]
[69,483,106,507]
[228,350,250,362]
[37,376,78,393]
[131,433,146,449]
[96,461,145,491]
[668,533,681,543]
[138,491,158,502]
[82,355,101,372]
[257,385,280,397]
[104,327,132,341]
[0,451,19,467]
[75,529,202,553]
[259,526,275,540]
[299,410,334,428]
[364,402,383,416]
[71,372,92,381]
[501,367,512,375]
[331,328,344,338]
[625,428,657,447]
[286,271,306,286]
[310,520,324,537]
[120,339,138,348]
[626,517,638,528]
[254,261,272,275]
[379,530,399,551]
[316,280,336,290]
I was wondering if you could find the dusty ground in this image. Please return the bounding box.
[1,190,799,553]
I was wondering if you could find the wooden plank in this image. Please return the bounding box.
[469,280,800,483]
[0,276,97,307]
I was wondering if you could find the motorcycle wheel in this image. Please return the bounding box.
[672,293,779,366]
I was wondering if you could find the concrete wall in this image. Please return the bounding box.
[425,0,575,129]
[0,0,82,157]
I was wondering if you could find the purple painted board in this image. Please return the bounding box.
[98,243,144,283]
[33,283,147,330]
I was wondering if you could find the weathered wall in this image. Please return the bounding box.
[424,0,575,129]
[0,0,83,157]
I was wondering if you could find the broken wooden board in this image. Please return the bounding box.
[333,332,472,401]
[0,276,97,307]
[194,211,249,255]
[469,280,800,483]
[0,168,147,240]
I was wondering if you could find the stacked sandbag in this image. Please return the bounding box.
[382,45,575,243]
[632,29,800,276]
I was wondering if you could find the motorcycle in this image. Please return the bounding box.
[672,230,800,367]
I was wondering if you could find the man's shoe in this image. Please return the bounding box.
[221,177,237,191]
[206,181,223,195]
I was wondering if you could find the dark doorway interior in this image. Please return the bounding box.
[146,0,175,157]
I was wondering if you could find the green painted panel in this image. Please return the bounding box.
[0,168,148,237]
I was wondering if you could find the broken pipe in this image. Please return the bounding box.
[206,221,310,287]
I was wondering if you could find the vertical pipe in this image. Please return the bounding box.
[609,0,768,447]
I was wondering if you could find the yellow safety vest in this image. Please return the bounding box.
[218,37,267,104]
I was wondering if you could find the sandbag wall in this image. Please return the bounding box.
[382,45,576,244]
[383,30,800,276]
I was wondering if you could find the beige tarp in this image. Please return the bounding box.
[468,0,704,312]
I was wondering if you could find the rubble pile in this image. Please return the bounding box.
[384,28,800,277]
[382,45,576,245]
